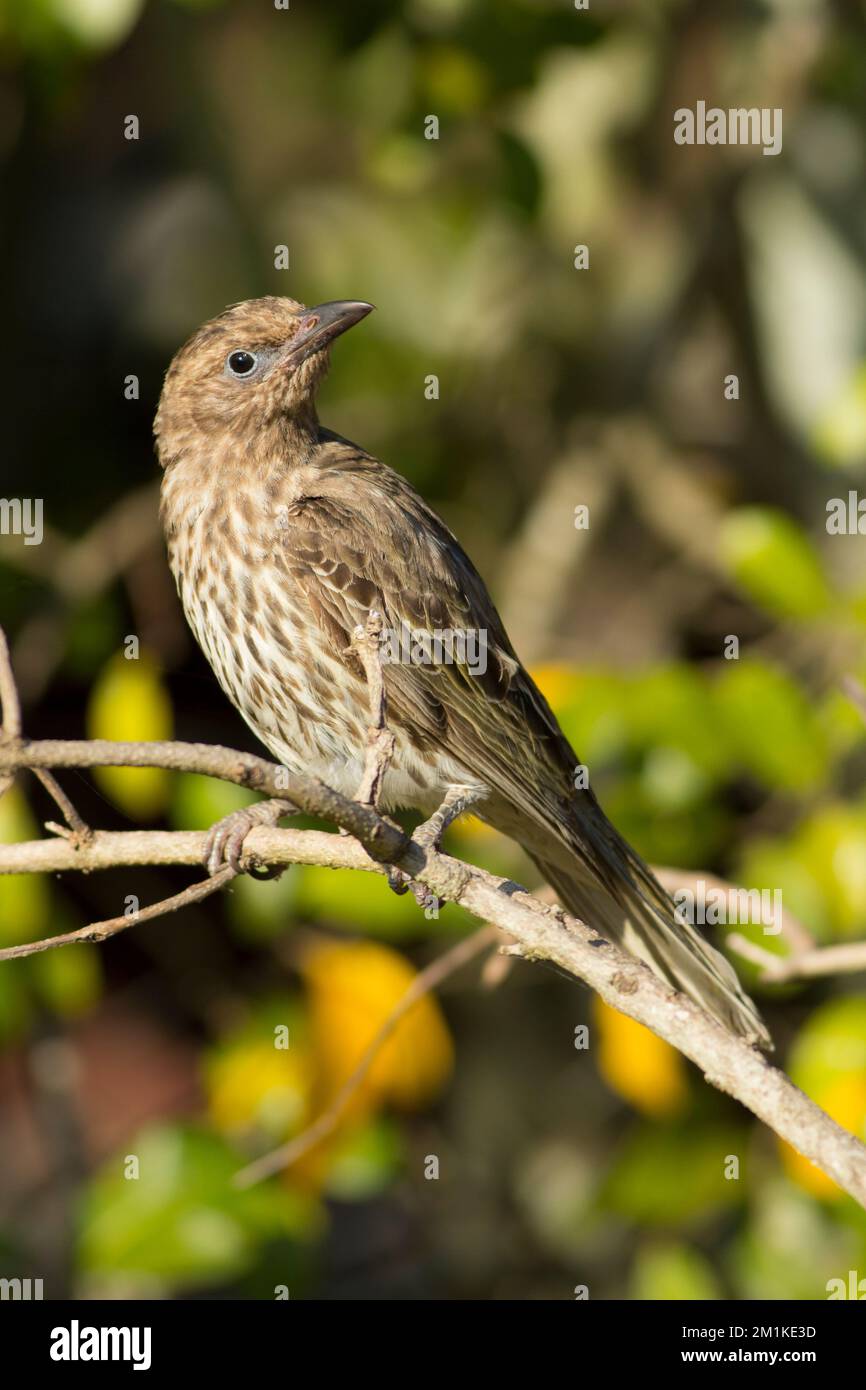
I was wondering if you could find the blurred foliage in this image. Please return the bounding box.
[301,938,453,1113]
[593,998,688,1120]
[2,0,866,1301]
[80,1124,320,1292]
[86,651,173,818]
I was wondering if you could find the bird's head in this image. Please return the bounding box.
[154,295,373,466]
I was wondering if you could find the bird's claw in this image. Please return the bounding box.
[203,799,294,877]
[386,866,410,896]
[386,866,441,913]
[383,798,474,909]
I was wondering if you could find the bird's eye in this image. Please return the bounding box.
[227,350,257,377]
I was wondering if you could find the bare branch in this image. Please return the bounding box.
[1,810,865,1206]
[728,931,866,984]
[0,626,21,800]
[0,625,22,740]
[0,867,236,962]
[0,736,409,863]
[34,769,93,847]
[0,615,864,1205]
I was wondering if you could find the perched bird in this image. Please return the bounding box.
[155,296,769,1048]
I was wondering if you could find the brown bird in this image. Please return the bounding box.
[155,295,769,1048]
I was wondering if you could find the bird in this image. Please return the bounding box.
[155,295,770,1048]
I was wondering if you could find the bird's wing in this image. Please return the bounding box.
[275,447,580,832]
[274,447,771,1047]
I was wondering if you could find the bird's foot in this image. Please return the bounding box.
[386,866,440,913]
[203,798,295,877]
[384,788,481,911]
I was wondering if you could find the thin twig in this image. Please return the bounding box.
[34,769,93,846]
[0,763,864,1206]
[0,626,22,738]
[1,629,92,844]
[0,629,866,1205]
[0,626,21,800]
[234,926,497,1187]
[0,735,410,862]
[727,932,866,984]
[0,867,235,962]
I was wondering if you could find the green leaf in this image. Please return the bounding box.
[602,1122,745,1226]
[630,1240,722,1300]
[295,864,474,938]
[731,1181,864,1300]
[0,788,53,946]
[813,363,866,470]
[226,870,301,941]
[29,941,102,1017]
[79,1124,320,1289]
[323,1116,404,1200]
[625,665,727,779]
[787,997,866,1100]
[86,653,173,819]
[714,660,828,791]
[736,836,829,942]
[719,507,832,618]
[552,670,632,767]
[169,773,257,830]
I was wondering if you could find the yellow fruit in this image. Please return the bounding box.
[0,785,52,945]
[86,652,173,818]
[594,997,688,1118]
[206,1039,313,1140]
[301,939,454,1114]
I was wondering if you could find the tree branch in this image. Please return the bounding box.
[0,737,408,861]
[1,635,866,1205]
[0,624,21,799]
[1,801,865,1204]
[727,931,866,984]
[0,866,235,961]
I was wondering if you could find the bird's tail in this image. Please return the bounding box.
[530,818,771,1050]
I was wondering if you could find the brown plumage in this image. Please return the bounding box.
[155,295,770,1048]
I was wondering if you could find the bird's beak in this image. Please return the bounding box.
[282,300,374,367]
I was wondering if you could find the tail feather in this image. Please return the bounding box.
[532,849,772,1050]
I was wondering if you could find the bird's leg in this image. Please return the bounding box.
[387,786,482,908]
[413,785,482,852]
[203,798,296,878]
[348,611,395,811]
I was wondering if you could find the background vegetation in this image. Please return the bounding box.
[2,0,866,1300]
